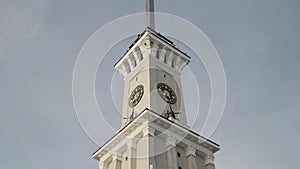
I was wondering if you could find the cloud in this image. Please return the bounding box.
[0,0,49,56]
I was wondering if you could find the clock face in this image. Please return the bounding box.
[129,85,144,107]
[157,83,177,104]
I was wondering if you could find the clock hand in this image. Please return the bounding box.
[123,108,135,121]
[167,104,181,120]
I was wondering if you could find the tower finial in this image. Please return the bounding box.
[146,0,155,30]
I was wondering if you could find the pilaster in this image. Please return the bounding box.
[205,155,215,169]
[166,136,178,169]
[186,146,197,169]
[142,127,156,168]
[127,139,137,169]
[112,154,122,169]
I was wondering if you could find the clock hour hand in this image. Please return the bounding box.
[123,108,135,121]
[165,105,181,120]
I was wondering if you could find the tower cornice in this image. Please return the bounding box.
[92,109,219,161]
[114,29,190,78]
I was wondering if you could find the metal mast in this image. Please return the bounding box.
[146,0,155,30]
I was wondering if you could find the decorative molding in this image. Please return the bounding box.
[133,48,142,64]
[145,36,152,49]
[152,41,159,54]
[127,55,136,70]
[186,146,196,157]
[166,136,176,147]
[166,51,174,67]
[204,154,215,165]
[142,126,155,137]
[112,154,122,161]
[115,31,190,77]
[158,46,167,63]
[127,139,138,150]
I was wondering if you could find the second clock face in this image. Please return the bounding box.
[157,83,177,104]
[129,85,144,107]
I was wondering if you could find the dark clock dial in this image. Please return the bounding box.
[129,85,144,107]
[157,83,177,104]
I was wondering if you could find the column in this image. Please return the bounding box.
[166,136,178,169]
[186,146,197,169]
[112,154,122,169]
[127,139,137,169]
[205,155,215,169]
[143,127,156,168]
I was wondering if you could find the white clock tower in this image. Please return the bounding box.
[115,27,190,127]
[92,1,220,169]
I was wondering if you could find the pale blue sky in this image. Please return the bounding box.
[0,0,299,169]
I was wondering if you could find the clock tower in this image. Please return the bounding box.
[115,27,190,127]
[92,1,220,169]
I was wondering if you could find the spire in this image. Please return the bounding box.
[146,0,155,30]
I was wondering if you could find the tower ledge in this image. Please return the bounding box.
[92,109,219,162]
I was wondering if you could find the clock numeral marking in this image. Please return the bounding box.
[128,85,144,107]
[157,83,177,104]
